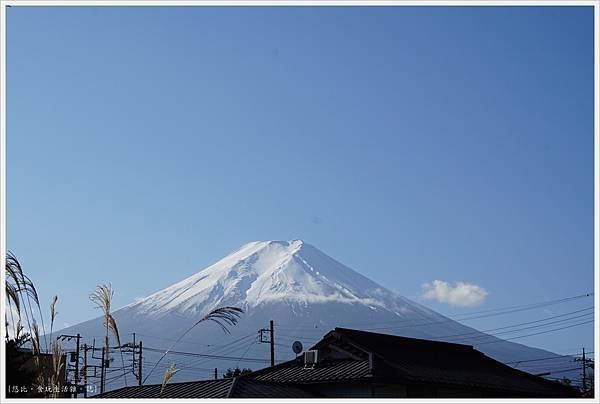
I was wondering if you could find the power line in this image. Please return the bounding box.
[362,299,594,333]
[158,336,257,372]
[474,319,594,346]
[275,292,593,331]
[133,332,212,348]
[142,360,216,372]
[540,367,583,375]
[130,330,257,376]
[195,333,256,355]
[143,346,271,364]
[445,312,594,344]
[440,293,593,318]
[277,304,595,349]
[434,307,594,341]
[235,340,257,369]
[175,333,258,369]
[505,352,594,365]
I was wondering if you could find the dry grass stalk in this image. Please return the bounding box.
[89,284,113,316]
[160,364,179,395]
[90,283,128,387]
[14,322,24,341]
[31,320,41,357]
[105,313,129,386]
[49,295,58,338]
[6,282,20,316]
[90,284,113,388]
[5,252,25,319]
[194,306,244,334]
[5,252,48,351]
[50,342,64,398]
[5,305,20,341]
[105,314,120,344]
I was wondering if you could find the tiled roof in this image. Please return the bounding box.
[232,378,318,398]
[252,358,371,383]
[94,377,317,398]
[94,379,232,398]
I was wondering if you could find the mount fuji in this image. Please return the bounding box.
[58,240,581,388]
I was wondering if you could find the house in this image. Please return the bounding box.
[249,328,579,398]
[94,328,579,398]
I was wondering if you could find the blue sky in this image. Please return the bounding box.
[6,6,595,355]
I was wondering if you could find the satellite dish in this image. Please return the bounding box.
[292,341,303,354]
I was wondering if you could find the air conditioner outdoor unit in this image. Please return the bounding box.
[303,350,318,365]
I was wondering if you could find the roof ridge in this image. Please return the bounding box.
[333,327,474,349]
[226,376,240,398]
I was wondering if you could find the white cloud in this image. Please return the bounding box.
[421,280,488,307]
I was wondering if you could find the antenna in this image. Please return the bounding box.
[292,341,303,356]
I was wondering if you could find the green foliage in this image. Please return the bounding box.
[5,251,45,348]
[223,367,252,378]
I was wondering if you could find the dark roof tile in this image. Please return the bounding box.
[252,358,371,383]
[94,377,317,398]
[94,379,232,398]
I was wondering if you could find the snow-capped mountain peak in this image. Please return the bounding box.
[131,239,400,316]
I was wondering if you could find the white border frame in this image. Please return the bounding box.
[0,1,598,403]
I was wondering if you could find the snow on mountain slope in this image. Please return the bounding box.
[129,240,432,318]
[56,240,584,389]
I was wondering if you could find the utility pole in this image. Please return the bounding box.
[74,334,81,398]
[214,368,218,380]
[574,347,594,396]
[258,320,275,367]
[581,348,587,393]
[269,320,275,367]
[100,347,106,394]
[83,344,88,398]
[132,333,136,370]
[56,333,81,397]
[138,341,143,386]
